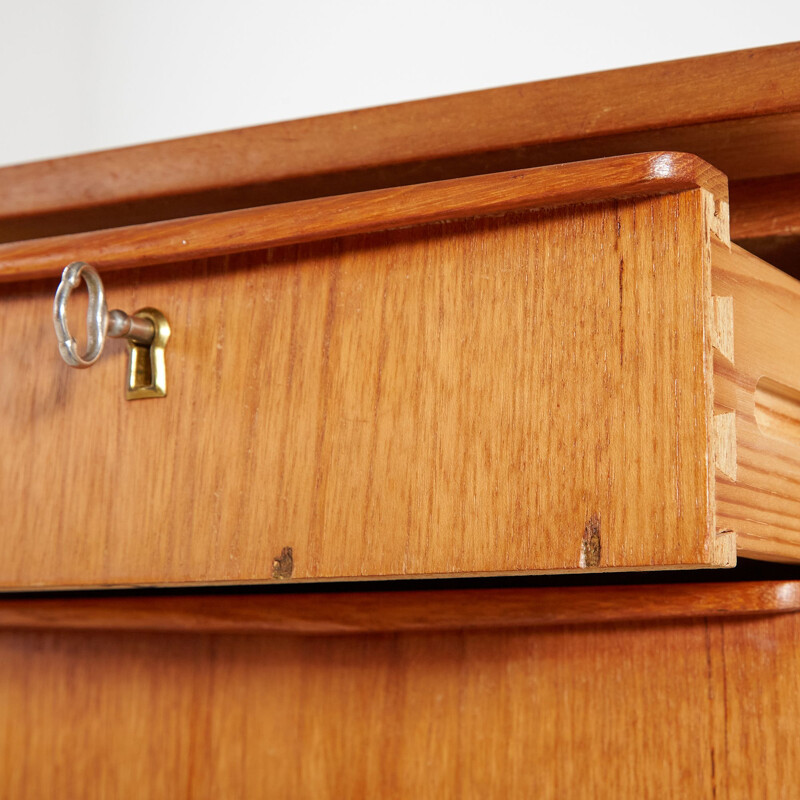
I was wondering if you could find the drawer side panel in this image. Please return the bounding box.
[713,240,800,562]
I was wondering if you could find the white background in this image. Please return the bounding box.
[1,0,798,167]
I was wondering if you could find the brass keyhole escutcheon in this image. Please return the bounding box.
[125,307,170,399]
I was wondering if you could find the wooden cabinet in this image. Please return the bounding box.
[2,42,800,798]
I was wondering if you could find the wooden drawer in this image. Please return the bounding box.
[1,151,798,589]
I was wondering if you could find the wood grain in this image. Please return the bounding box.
[730,173,800,275]
[0,188,721,588]
[731,173,800,241]
[708,613,800,798]
[0,152,727,282]
[1,611,799,798]
[0,43,795,243]
[713,240,800,562]
[0,581,797,634]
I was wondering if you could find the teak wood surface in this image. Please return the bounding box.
[0,580,796,634]
[2,46,800,800]
[0,42,797,252]
[1,610,799,798]
[0,152,725,282]
[0,155,731,587]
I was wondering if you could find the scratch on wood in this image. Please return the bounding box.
[272,547,294,580]
[580,516,602,568]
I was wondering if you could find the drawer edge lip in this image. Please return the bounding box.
[0,580,795,635]
[0,151,726,284]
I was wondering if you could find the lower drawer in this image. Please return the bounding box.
[1,583,799,798]
[0,152,797,588]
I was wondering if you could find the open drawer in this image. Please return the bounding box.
[1,151,798,589]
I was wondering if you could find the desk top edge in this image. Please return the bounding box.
[0,42,793,239]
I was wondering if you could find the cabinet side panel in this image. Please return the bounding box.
[0,193,713,586]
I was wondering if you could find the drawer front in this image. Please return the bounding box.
[0,186,726,588]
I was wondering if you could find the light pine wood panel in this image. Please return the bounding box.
[2,612,800,798]
[0,190,720,588]
[713,240,800,562]
[0,42,796,242]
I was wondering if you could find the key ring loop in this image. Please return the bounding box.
[52,262,108,368]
